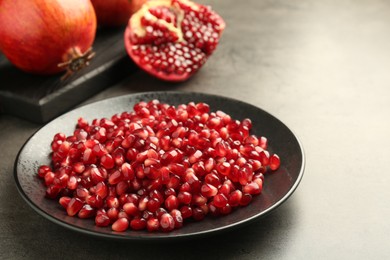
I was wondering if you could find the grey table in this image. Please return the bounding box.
[1,0,390,259]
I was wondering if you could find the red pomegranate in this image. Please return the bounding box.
[124,0,226,82]
[0,0,97,78]
[90,0,148,27]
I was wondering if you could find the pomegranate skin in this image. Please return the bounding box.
[91,0,148,27]
[0,0,97,75]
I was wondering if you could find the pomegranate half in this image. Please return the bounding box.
[90,0,148,27]
[124,0,226,82]
[0,0,97,78]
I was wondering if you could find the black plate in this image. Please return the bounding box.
[14,91,305,240]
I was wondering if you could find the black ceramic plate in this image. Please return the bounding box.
[14,91,305,240]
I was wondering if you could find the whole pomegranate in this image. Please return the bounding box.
[0,0,97,78]
[124,0,226,82]
[91,0,148,27]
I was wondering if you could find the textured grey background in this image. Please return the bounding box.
[1,0,390,259]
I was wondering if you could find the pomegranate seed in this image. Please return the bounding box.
[240,193,252,206]
[78,204,96,219]
[53,132,66,142]
[184,169,198,184]
[200,183,218,198]
[83,148,96,164]
[59,196,71,209]
[66,198,84,216]
[45,184,61,199]
[138,196,149,211]
[107,207,119,221]
[106,196,120,208]
[213,194,228,208]
[166,174,181,189]
[243,181,262,195]
[37,100,281,233]
[86,195,104,208]
[165,195,179,211]
[123,202,140,217]
[95,212,110,227]
[259,150,270,166]
[75,187,89,199]
[67,176,78,190]
[118,211,130,220]
[112,218,129,232]
[177,191,192,205]
[44,171,55,186]
[160,213,175,232]
[73,162,85,174]
[100,154,115,169]
[192,194,207,206]
[218,183,231,196]
[108,170,123,185]
[219,204,232,215]
[147,217,160,232]
[192,207,205,221]
[180,205,193,219]
[259,136,268,149]
[116,181,129,195]
[37,165,51,178]
[269,154,281,170]
[228,190,242,207]
[94,181,108,198]
[147,198,161,212]
[155,207,168,219]
[170,209,183,229]
[169,163,186,176]
[130,218,147,230]
[216,161,231,176]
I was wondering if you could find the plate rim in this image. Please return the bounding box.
[14,91,305,240]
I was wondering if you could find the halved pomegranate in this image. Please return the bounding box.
[124,0,226,82]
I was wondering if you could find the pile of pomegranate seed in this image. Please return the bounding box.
[37,100,280,232]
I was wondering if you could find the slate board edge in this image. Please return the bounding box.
[0,55,135,124]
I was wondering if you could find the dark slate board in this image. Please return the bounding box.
[0,26,137,124]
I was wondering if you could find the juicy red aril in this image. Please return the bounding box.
[46,184,61,199]
[200,183,218,198]
[37,100,281,232]
[177,191,192,205]
[123,202,140,216]
[269,154,281,171]
[243,181,262,195]
[213,193,228,208]
[66,198,84,216]
[78,204,96,219]
[192,207,205,221]
[160,213,175,232]
[38,165,51,178]
[130,218,147,230]
[147,217,160,232]
[59,196,71,209]
[95,212,110,227]
[112,218,129,232]
[164,195,179,211]
[87,195,104,208]
[229,190,242,207]
[107,207,119,222]
[170,209,183,229]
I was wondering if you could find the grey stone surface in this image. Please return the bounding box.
[1,0,390,259]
